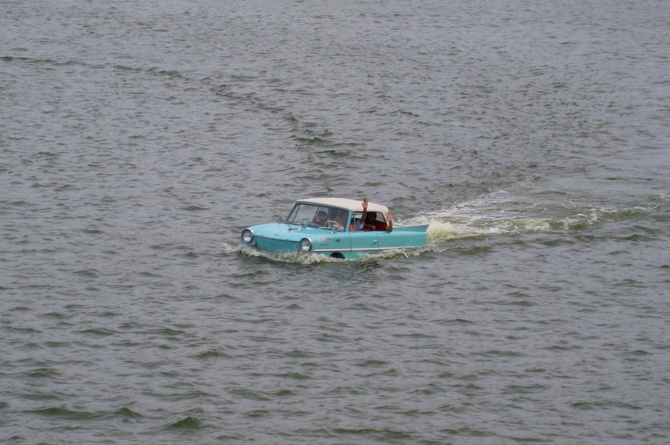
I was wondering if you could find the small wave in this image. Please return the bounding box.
[114,407,143,419]
[26,368,60,378]
[228,243,342,264]
[76,328,117,337]
[166,416,201,430]
[29,406,101,420]
[194,349,231,360]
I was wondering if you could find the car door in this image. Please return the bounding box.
[348,230,379,254]
[375,230,397,250]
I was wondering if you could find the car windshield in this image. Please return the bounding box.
[285,204,348,232]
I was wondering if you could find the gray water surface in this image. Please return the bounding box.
[2,0,669,443]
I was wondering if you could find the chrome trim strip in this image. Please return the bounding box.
[313,247,402,253]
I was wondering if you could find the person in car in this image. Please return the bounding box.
[359,198,389,231]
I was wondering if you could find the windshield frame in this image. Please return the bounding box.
[285,203,350,232]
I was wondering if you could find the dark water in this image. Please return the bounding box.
[2,0,669,443]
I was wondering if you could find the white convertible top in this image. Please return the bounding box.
[298,197,389,214]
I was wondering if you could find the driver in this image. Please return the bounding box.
[312,210,328,226]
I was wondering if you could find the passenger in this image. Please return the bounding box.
[362,212,388,231]
[359,198,391,231]
[359,198,381,231]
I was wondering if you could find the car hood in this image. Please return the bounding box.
[247,223,337,241]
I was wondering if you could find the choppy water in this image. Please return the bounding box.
[2,0,670,443]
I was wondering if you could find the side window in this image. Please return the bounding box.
[374,213,388,231]
[357,211,388,231]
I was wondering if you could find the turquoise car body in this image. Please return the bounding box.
[240,198,428,260]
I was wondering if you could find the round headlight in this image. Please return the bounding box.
[299,238,312,253]
[241,229,254,244]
